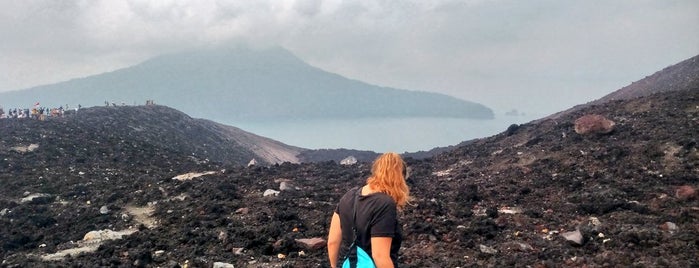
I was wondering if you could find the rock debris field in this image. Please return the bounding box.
[1,89,698,267]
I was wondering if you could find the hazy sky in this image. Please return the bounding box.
[1,0,698,116]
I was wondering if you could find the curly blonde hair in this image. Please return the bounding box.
[366,152,410,209]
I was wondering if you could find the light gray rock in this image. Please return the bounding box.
[213,262,235,268]
[263,189,280,197]
[280,181,294,191]
[100,206,109,214]
[479,244,498,254]
[247,159,257,167]
[19,193,51,203]
[0,208,7,216]
[340,156,358,165]
[561,230,584,245]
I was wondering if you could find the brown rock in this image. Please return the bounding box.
[295,237,327,250]
[675,185,696,200]
[574,114,615,135]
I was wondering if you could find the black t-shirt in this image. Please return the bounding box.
[334,187,402,265]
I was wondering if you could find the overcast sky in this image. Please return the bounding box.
[1,0,698,116]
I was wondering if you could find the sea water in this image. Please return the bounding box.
[225,115,541,153]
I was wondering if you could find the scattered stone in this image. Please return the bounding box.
[42,229,138,261]
[675,185,696,200]
[498,207,521,214]
[171,171,217,181]
[561,230,584,246]
[479,244,498,255]
[19,193,52,204]
[218,230,228,242]
[11,143,40,153]
[235,207,250,214]
[504,241,533,252]
[340,156,358,165]
[213,262,235,268]
[99,206,109,214]
[295,238,327,250]
[574,114,615,135]
[0,208,7,216]
[277,253,286,259]
[247,158,257,167]
[280,181,294,191]
[659,222,679,233]
[83,229,136,242]
[588,217,603,232]
[154,250,165,256]
[232,247,244,255]
[263,189,280,197]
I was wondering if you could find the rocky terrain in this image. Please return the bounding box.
[1,85,697,267]
[2,52,699,267]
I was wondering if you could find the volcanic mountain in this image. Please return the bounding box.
[0,47,494,121]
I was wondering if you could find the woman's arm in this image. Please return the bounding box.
[327,212,342,268]
[371,237,394,268]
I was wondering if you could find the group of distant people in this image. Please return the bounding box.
[0,104,80,120]
[1,100,156,120]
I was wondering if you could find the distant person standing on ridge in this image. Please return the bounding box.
[327,152,410,268]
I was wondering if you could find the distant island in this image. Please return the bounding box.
[0,46,494,121]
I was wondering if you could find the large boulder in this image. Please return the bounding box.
[574,114,615,135]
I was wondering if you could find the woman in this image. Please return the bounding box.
[327,152,410,268]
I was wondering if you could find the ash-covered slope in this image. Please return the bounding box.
[1,89,697,267]
[594,54,699,103]
[0,105,305,166]
[546,54,699,121]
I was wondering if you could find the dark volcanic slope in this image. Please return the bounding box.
[594,55,699,103]
[0,105,305,166]
[1,89,698,267]
[546,54,699,121]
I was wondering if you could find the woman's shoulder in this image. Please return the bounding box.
[363,191,396,206]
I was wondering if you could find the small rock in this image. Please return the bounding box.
[0,208,7,216]
[100,206,109,214]
[19,193,52,204]
[504,241,533,252]
[154,250,165,256]
[232,247,244,255]
[479,244,498,255]
[213,262,235,268]
[235,208,250,214]
[574,114,615,135]
[675,185,696,200]
[247,158,257,167]
[11,143,39,153]
[277,253,286,259]
[295,238,327,250]
[263,189,280,197]
[121,213,131,221]
[280,181,294,191]
[561,230,584,246]
[218,230,228,242]
[659,222,678,233]
[340,156,358,165]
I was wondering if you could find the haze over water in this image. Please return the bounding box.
[227,115,541,153]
